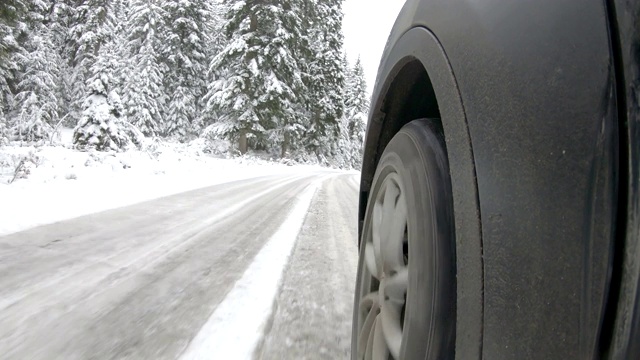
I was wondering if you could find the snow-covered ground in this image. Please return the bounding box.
[0,128,329,236]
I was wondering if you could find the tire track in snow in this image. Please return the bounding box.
[0,174,307,314]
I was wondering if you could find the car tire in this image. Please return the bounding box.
[352,118,456,359]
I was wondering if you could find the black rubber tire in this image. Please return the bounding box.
[352,119,456,359]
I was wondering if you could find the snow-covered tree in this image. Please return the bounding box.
[205,0,307,156]
[206,2,228,57]
[0,1,27,62]
[342,56,368,169]
[88,40,123,96]
[121,0,167,136]
[12,24,60,141]
[87,0,128,93]
[73,76,138,151]
[159,0,211,138]
[303,0,345,158]
[5,0,62,142]
[66,0,118,124]
[345,58,368,127]
[44,1,75,126]
[0,0,28,124]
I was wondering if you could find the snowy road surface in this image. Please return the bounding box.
[0,171,359,359]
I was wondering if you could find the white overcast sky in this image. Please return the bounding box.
[342,0,406,95]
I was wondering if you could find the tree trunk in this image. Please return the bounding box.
[281,131,289,158]
[239,129,248,154]
[250,13,257,32]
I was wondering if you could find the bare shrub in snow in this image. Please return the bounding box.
[9,151,41,183]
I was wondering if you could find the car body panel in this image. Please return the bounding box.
[361,0,621,358]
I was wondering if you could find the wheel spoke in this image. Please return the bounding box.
[372,315,390,360]
[359,292,378,314]
[382,214,407,274]
[358,292,379,359]
[389,194,408,247]
[380,294,403,359]
[372,201,383,277]
[365,315,376,360]
[381,180,399,242]
[378,181,407,274]
[364,242,380,280]
[384,267,408,305]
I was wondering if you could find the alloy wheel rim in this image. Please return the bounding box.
[357,172,409,360]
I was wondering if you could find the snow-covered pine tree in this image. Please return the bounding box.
[121,0,167,137]
[303,0,345,159]
[88,21,128,108]
[46,0,77,127]
[0,1,27,63]
[73,75,138,151]
[205,0,307,156]
[11,0,61,142]
[206,1,228,58]
[159,0,211,139]
[88,0,128,93]
[0,0,28,131]
[195,2,226,135]
[342,56,368,169]
[66,0,117,125]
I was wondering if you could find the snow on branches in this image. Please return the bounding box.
[73,76,141,151]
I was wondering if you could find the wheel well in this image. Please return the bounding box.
[374,59,441,172]
[360,58,442,229]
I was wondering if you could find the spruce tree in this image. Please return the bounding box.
[342,57,368,169]
[0,1,27,62]
[67,0,117,125]
[73,75,137,151]
[12,0,61,142]
[304,0,345,158]
[159,0,211,138]
[88,0,128,93]
[205,0,307,156]
[0,0,28,127]
[46,0,76,126]
[121,0,166,136]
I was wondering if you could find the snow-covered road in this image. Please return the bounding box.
[0,171,359,360]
